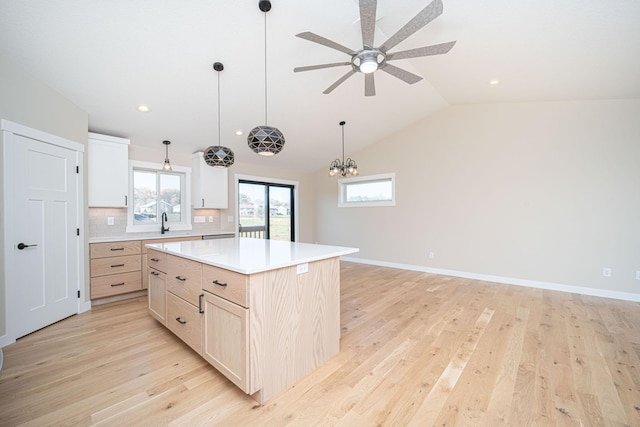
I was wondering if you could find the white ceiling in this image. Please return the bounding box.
[1,0,639,172]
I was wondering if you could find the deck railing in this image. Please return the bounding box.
[239,225,266,239]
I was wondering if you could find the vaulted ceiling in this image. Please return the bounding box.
[1,0,639,172]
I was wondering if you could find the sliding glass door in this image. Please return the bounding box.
[238,180,294,241]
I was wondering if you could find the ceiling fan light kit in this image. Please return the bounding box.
[294,0,456,96]
[248,0,285,156]
[329,121,359,177]
[204,62,235,168]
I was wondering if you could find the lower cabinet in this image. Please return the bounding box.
[166,290,203,354]
[148,268,166,325]
[202,291,250,393]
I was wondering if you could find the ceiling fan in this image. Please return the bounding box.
[293,0,456,96]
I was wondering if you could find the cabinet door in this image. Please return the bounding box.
[88,134,130,207]
[202,292,252,393]
[148,268,166,324]
[192,152,228,209]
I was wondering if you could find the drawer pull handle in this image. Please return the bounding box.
[213,280,227,287]
[175,276,186,281]
[150,258,159,262]
[175,317,187,325]
[199,294,204,314]
[150,271,159,276]
[110,263,125,268]
[110,248,125,251]
[111,282,125,287]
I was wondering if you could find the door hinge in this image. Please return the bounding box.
[76,165,79,174]
[77,290,81,298]
[77,228,80,236]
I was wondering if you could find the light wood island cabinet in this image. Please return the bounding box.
[146,238,358,404]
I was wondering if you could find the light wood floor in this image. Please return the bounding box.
[1,262,639,426]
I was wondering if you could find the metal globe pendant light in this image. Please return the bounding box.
[204,62,234,168]
[248,0,285,156]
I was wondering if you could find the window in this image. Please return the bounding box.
[126,160,192,232]
[338,173,395,207]
[238,180,295,241]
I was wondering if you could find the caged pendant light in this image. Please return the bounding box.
[247,0,285,156]
[204,62,235,168]
[329,121,359,177]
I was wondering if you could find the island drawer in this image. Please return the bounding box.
[166,292,203,355]
[90,241,141,258]
[90,254,141,277]
[90,271,142,299]
[147,249,167,273]
[167,255,202,306]
[202,264,249,308]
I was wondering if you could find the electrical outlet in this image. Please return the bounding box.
[602,267,612,277]
[107,217,114,226]
[636,271,640,280]
[228,215,234,223]
[208,216,214,222]
[296,263,309,274]
[428,252,435,259]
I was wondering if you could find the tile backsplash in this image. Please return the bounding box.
[88,208,232,238]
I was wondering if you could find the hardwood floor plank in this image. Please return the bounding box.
[1,262,639,426]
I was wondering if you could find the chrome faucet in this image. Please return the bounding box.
[161,212,170,234]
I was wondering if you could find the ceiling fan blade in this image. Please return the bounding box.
[323,69,358,94]
[296,32,356,56]
[386,41,456,61]
[294,62,351,72]
[364,73,376,96]
[359,0,377,48]
[380,63,423,85]
[380,0,443,52]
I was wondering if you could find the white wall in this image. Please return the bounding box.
[0,56,89,342]
[316,99,640,298]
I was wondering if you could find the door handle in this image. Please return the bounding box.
[17,243,38,250]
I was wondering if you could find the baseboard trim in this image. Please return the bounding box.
[341,256,640,303]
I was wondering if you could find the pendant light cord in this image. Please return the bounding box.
[264,11,268,125]
[217,69,221,145]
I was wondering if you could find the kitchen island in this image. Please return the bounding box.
[146,237,358,404]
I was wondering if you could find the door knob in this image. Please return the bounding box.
[17,243,38,250]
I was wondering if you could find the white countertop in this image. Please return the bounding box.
[89,232,234,244]
[147,237,359,274]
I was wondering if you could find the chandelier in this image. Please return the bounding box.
[329,121,358,177]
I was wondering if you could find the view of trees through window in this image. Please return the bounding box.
[133,170,182,224]
[239,181,293,241]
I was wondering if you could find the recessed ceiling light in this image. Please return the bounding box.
[137,105,151,112]
[235,130,244,136]
[489,80,500,85]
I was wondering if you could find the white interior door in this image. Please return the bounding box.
[4,131,80,339]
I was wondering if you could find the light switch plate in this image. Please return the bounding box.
[107,217,114,226]
[296,263,309,274]
[194,216,206,223]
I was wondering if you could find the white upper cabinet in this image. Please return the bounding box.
[88,132,130,208]
[191,152,228,209]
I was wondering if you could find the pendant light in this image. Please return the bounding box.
[204,62,235,168]
[247,0,285,156]
[162,140,172,171]
[329,121,359,177]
